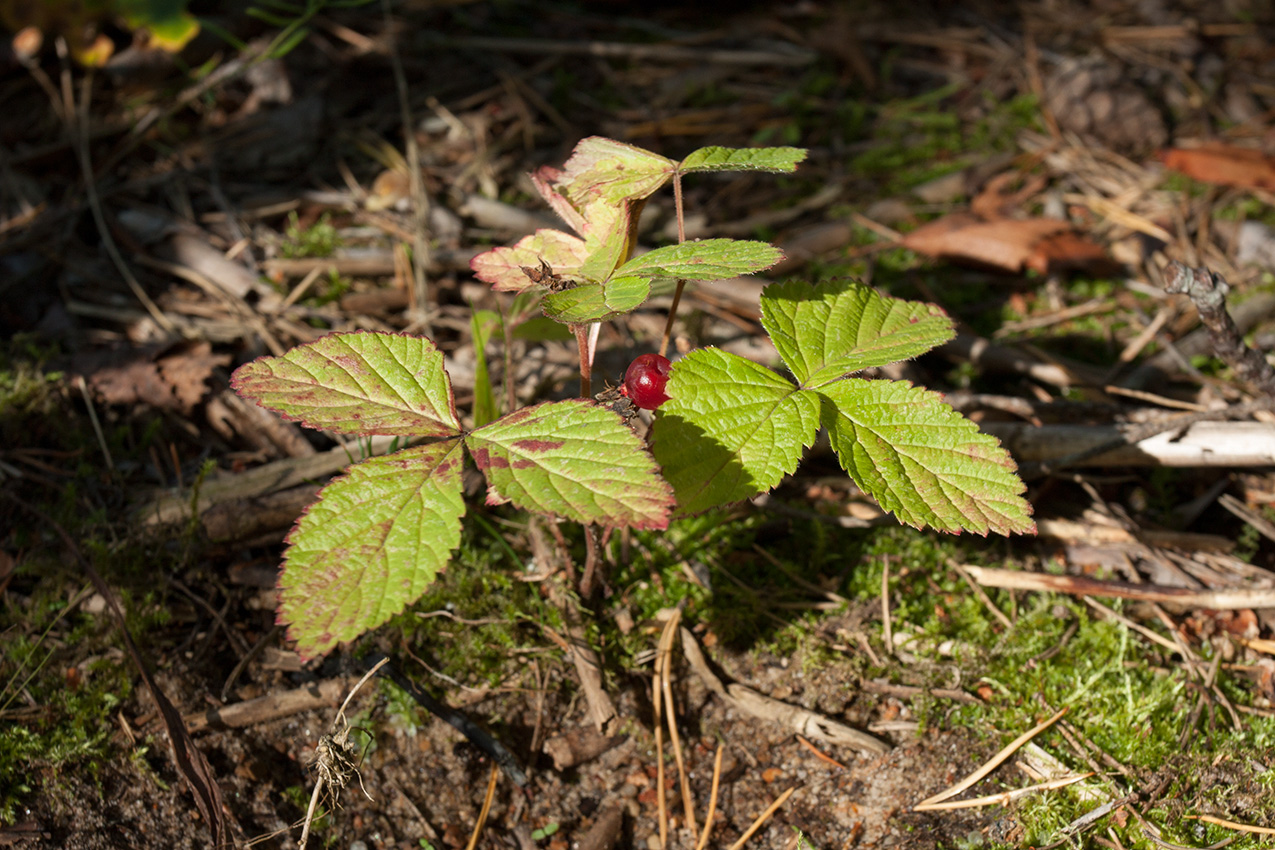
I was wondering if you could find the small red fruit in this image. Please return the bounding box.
[621,353,672,410]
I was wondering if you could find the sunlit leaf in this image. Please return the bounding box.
[652,348,818,515]
[679,146,808,174]
[616,239,784,281]
[761,279,954,387]
[467,400,673,529]
[230,331,461,437]
[542,276,651,324]
[279,440,466,658]
[820,378,1034,535]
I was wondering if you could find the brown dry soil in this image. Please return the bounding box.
[4,0,1275,849]
[23,642,999,850]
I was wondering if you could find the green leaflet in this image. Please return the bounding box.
[279,440,467,658]
[679,146,808,174]
[761,279,955,387]
[542,276,651,324]
[652,349,819,515]
[550,137,675,208]
[467,400,673,530]
[615,239,784,281]
[230,331,461,437]
[819,378,1034,536]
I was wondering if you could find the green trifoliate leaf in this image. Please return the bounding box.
[278,440,467,658]
[819,379,1034,536]
[652,348,819,515]
[547,137,675,208]
[231,331,461,437]
[542,276,651,324]
[616,239,784,281]
[762,279,955,387]
[679,146,808,174]
[466,400,673,529]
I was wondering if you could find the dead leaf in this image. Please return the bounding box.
[1027,231,1119,276]
[1160,144,1275,191]
[904,214,1110,275]
[77,341,229,414]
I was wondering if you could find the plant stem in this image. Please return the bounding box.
[580,526,601,598]
[571,322,592,397]
[659,172,689,358]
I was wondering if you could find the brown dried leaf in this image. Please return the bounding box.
[80,341,229,414]
[903,214,1083,273]
[1160,144,1275,191]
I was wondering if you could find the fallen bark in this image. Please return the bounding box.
[982,420,1275,467]
[133,435,403,527]
[681,627,889,756]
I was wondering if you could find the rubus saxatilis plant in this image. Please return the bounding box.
[232,137,1034,658]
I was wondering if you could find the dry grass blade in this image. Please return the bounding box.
[915,774,1093,810]
[795,735,848,770]
[660,614,698,838]
[70,70,174,334]
[1083,597,1186,657]
[914,708,1067,809]
[653,614,669,849]
[695,745,725,850]
[951,561,1013,629]
[725,787,796,850]
[7,497,232,847]
[464,763,501,850]
[653,609,697,843]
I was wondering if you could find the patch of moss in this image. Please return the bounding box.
[280,211,340,259]
[384,514,565,688]
[0,601,132,824]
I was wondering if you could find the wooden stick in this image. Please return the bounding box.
[962,565,1275,609]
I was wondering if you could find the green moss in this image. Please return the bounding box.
[0,604,131,823]
[280,211,340,259]
[384,515,565,688]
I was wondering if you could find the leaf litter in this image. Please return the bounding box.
[4,1,1275,849]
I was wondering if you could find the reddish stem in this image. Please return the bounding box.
[571,322,592,398]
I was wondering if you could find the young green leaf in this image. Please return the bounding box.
[279,440,467,658]
[542,276,651,324]
[230,332,461,437]
[679,146,808,174]
[466,400,673,529]
[761,279,955,387]
[615,239,784,281]
[819,378,1034,536]
[545,137,676,208]
[652,348,819,515]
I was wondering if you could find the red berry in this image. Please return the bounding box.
[621,353,672,410]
